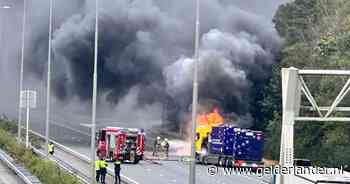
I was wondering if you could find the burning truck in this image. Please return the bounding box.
[195,108,264,168]
[96,127,145,164]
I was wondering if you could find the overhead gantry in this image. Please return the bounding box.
[278,67,350,184]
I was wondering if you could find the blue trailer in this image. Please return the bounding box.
[196,125,264,168]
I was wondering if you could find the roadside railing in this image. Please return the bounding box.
[29,146,90,184]
[0,148,41,184]
[28,129,139,184]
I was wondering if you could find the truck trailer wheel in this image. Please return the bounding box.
[202,156,209,165]
[226,158,233,168]
[218,157,226,167]
[199,147,209,165]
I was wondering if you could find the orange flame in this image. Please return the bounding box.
[196,108,224,128]
[196,113,209,126]
[176,108,224,156]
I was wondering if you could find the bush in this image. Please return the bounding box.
[0,119,17,134]
[0,128,80,184]
[0,119,43,149]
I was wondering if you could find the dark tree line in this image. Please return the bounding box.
[261,0,350,168]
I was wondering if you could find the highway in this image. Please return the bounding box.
[0,160,24,184]
[1,111,272,184]
[50,143,271,184]
[25,120,272,184]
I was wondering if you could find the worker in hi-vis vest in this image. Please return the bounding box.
[114,160,121,184]
[100,158,108,184]
[48,142,54,155]
[95,158,101,182]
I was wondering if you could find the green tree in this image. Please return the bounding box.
[263,0,350,168]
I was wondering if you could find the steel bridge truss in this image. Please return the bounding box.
[278,67,350,184]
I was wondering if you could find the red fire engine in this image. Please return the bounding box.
[96,127,145,164]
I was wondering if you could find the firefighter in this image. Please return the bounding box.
[95,158,101,183]
[114,159,122,184]
[100,158,108,184]
[153,136,161,156]
[162,138,170,157]
[48,142,54,155]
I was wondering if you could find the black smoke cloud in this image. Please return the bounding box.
[26,0,281,128]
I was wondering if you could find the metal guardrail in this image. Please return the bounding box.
[28,129,139,184]
[0,148,41,184]
[29,146,90,184]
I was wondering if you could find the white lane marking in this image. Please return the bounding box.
[120,173,140,184]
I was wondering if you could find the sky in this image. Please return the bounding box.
[0,0,292,133]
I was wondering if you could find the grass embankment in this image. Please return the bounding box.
[0,119,81,184]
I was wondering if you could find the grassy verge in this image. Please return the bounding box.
[0,120,81,184]
[0,119,43,148]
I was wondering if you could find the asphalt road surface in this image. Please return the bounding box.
[0,161,24,184]
[54,144,271,184]
[25,119,272,184]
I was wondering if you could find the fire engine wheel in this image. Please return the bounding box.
[129,150,139,164]
[134,157,140,164]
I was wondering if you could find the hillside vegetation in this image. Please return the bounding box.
[0,120,80,184]
[262,0,350,168]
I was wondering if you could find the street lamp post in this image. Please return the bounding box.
[45,0,53,157]
[189,0,200,183]
[0,5,12,74]
[18,0,27,143]
[90,0,99,183]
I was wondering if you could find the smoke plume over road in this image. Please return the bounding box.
[1,0,282,130]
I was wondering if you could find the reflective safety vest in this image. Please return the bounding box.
[95,160,101,171]
[114,160,121,172]
[48,144,54,153]
[114,160,121,165]
[100,160,107,169]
